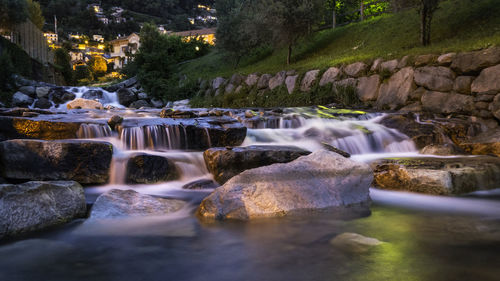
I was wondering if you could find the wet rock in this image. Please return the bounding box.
[357,75,380,102]
[107,115,123,130]
[459,129,500,157]
[344,62,368,77]
[33,97,51,109]
[420,144,465,155]
[204,145,311,184]
[437,53,456,66]
[160,108,197,118]
[321,142,351,158]
[414,54,438,66]
[454,76,474,94]
[451,47,500,74]
[49,88,75,104]
[129,99,150,109]
[0,117,81,140]
[244,109,255,118]
[380,59,398,73]
[257,74,272,89]
[319,67,341,87]
[212,77,226,90]
[126,154,179,184]
[0,139,113,184]
[398,102,423,113]
[82,89,103,100]
[182,179,219,190]
[19,86,36,97]
[35,87,50,98]
[67,98,103,110]
[285,75,299,94]
[89,189,185,219]
[12,92,34,107]
[376,67,416,110]
[330,233,383,254]
[245,74,259,87]
[198,150,373,220]
[300,70,320,92]
[22,112,39,117]
[269,71,286,90]
[0,181,86,238]
[421,91,474,114]
[414,66,456,92]
[150,98,164,108]
[117,88,137,106]
[471,64,500,93]
[372,156,500,195]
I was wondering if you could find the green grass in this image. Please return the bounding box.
[179,0,500,80]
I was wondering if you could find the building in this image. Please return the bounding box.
[93,35,104,43]
[87,4,102,14]
[96,15,109,25]
[44,32,58,44]
[172,28,216,45]
[109,33,140,69]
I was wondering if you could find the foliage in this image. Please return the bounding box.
[53,48,73,84]
[0,0,28,29]
[88,56,108,78]
[27,0,44,29]
[417,0,440,45]
[74,64,92,81]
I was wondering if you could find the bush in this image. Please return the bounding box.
[74,65,93,82]
[54,48,74,85]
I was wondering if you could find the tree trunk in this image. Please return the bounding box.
[287,44,292,65]
[420,3,428,46]
[332,0,336,29]
[360,1,365,21]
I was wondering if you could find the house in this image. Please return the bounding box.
[172,28,216,45]
[93,35,104,43]
[44,32,58,44]
[96,14,109,25]
[87,4,102,14]
[109,33,140,69]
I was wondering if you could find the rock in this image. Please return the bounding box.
[89,189,185,219]
[229,74,243,86]
[380,59,398,73]
[150,98,164,108]
[437,53,456,65]
[137,92,148,100]
[285,75,299,94]
[19,86,36,97]
[371,58,383,72]
[414,54,438,66]
[34,97,52,109]
[12,92,34,107]
[269,71,286,90]
[22,112,39,117]
[257,74,272,90]
[490,94,500,120]
[420,144,464,155]
[225,83,235,94]
[397,55,410,69]
[117,88,137,106]
[372,156,500,195]
[414,66,455,92]
[0,139,113,184]
[344,62,368,77]
[107,115,123,130]
[198,150,372,220]
[451,47,500,74]
[182,179,219,190]
[334,78,357,89]
[300,70,320,92]
[460,129,500,157]
[398,102,423,113]
[409,87,427,101]
[35,87,50,98]
[330,233,383,253]
[129,99,150,109]
[126,154,179,184]
[471,64,500,93]
[245,74,259,87]
[123,76,138,88]
[244,110,255,118]
[203,145,311,184]
[421,91,474,114]
[49,88,75,104]
[376,67,416,110]
[319,67,341,87]
[0,181,86,238]
[160,108,197,118]
[454,76,474,94]
[286,70,296,76]
[235,85,243,94]
[0,117,83,140]
[82,89,103,100]
[212,77,226,90]
[320,142,351,158]
[67,98,103,110]
[356,75,380,101]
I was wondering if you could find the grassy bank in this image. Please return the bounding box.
[180,0,500,80]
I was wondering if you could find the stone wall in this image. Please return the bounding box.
[199,47,500,122]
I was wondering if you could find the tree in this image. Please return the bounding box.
[418,0,439,46]
[0,0,28,30]
[27,0,44,29]
[54,48,73,84]
[74,64,92,81]
[88,56,108,78]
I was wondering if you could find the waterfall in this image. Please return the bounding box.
[77,123,112,138]
[119,124,186,150]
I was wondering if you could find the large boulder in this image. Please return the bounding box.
[67,98,103,110]
[459,129,500,157]
[471,64,500,93]
[212,77,226,90]
[421,91,474,114]
[0,181,86,238]
[319,67,341,86]
[35,86,50,98]
[414,66,455,92]
[33,98,52,109]
[437,53,456,66]
[285,75,299,94]
[269,71,286,90]
[451,47,500,74]
[89,189,185,219]
[0,139,113,184]
[380,59,398,73]
[372,156,500,195]
[49,88,75,104]
[414,54,438,66]
[454,76,474,94]
[198,150,372,220]
[19,86,36,97]
[376,67,416,110]
[357,75,380,102]
[257,74,272,89]
[128,99,150,109]
[344,62,367,77]
[12,92,34,107]
[117,88,137,106]
[82,89,103,100]
[245,74,259,87]
[126,154,179,184]
[300,70,320,92]
[0,117,82,140]
[203,145,311,184]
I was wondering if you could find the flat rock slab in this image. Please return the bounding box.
[126,154,179,184]
[0,139,113,184]
[372,156,500,195]
[459,129,500,157]
[203,145,311,184]
[0,181,86,238]
[0,116,82,141]
[198,150,373,220]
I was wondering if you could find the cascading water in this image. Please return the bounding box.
[118,124,187,150]
[77,123,113,138]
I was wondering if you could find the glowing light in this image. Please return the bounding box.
[195,46,200,51]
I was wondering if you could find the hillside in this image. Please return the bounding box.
[180,0,500,80]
